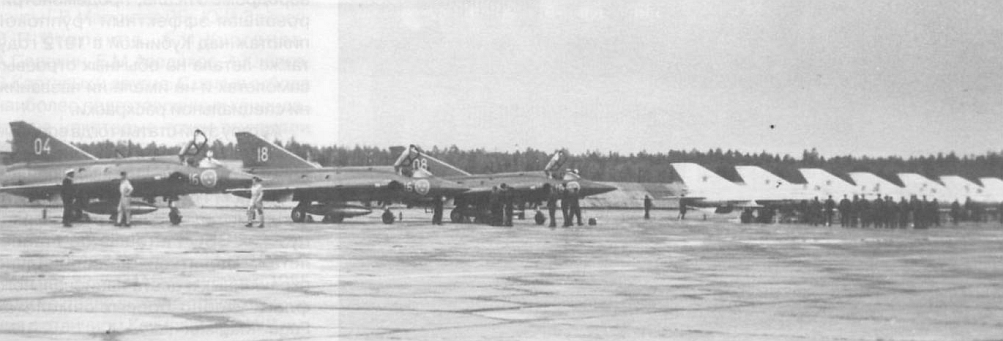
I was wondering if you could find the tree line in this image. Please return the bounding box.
[34,140,1003,185]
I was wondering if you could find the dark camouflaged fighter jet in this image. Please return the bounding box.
[229,132,468,224]
[0,121,255,225]
[392,145,617,223]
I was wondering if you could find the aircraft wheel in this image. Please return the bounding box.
[534,211,546,225]
[291,208,307,223]
[381,210,395,224]
[109,213,117,222]
[169,208,182,225]
[450,209,463,223]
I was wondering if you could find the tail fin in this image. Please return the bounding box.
[799,168,857,196]
[392,145,471,177]
[735,166,791,189]
[235,132,319,169]
[848,172,906,197]
[979,177,1003,195]
[897,173,947,199]
[671,163,741,192]
[9,121,97,164]
[939,176,985,199]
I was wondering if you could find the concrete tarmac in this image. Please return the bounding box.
[2,208,1003,340]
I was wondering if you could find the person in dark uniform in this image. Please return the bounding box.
[569,187,583,226]
[872,195,885,229]
[502,185,515,227]
[60,169,76,228]
[809,197,822,226]
[488,186,501,226]
[913,196,927,229]
[678,198,688,220]
[547,186,559,228]
[963,198,974,222]
[926,198,934,227]
[795,200,806,224]
[950,200,961,225]
[838,195,851,227]
[858,196,871,228]
[898,197,910,228]
[432,196,444,225]
[886,196,899,228]
[643,195,652,219]
[823,195,836,227]
[850,195,860,227]
[560,185,572,227]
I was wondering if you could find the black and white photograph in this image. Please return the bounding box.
[2,0,1003,340]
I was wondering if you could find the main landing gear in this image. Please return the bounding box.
[167,197,182,225]
[381,209,395,224]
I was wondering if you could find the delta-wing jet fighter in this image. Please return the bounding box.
[393,145,616,223]
[799,168,863,199]
[940,176,999,204]
[734,166,816,201]
[848,172,910,199]
[229,133,468,224]
[0,121,254,224]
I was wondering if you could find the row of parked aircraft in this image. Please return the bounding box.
[671,163,1003,213]
[0,122,616,225]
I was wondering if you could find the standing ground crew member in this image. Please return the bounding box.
[898,197,910,228]
[569,187,583,226]
[432,196,444,226]
[502,184,515,227]
[950,200,962,225]
[560,185,572,227]
[824,195,836,227]
[116,172,133,228]
[838,195,851,227]
[488,186,501,226]
[678,198,688,220]
[809,197,822,226]
[245,176,265,228]
[547,186,559,228]
[858,197,871,228]
[61,169,75,228]
[926,197,934,226]
[643,195,652,219]
[887,196,900,228]
[872,195,885,228]
[914,196,927,229]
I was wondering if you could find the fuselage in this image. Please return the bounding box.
[239,166,468,203]
[1,157,251,202]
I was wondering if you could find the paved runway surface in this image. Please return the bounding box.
[2,208,1003,340]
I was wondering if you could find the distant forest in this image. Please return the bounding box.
[34,140,1003,185]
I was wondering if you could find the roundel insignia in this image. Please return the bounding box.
[414,179,430,196]
[200,170,218,188]
[567,181,581,191]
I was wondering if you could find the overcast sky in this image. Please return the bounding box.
[2,1,1000,158]
[338,0,1003,157]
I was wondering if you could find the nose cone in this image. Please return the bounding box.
[580,180,617,197]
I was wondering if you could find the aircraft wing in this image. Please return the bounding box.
[227,179,402,201]
[0,177,122,201]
